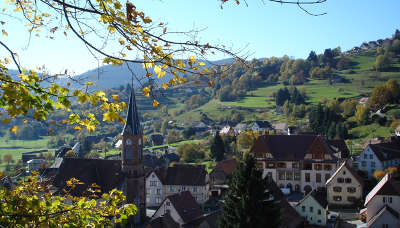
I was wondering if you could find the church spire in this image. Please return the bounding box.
[122,88,141,135]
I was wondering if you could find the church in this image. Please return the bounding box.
[53,88,147,225]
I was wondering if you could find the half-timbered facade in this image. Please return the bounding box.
[251,135,344,193]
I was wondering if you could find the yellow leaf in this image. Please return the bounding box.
[189,56,196,63]
[96,90,106,97]
[73,125,82,130]
[143,17,152,23]
[85,81,94,86]
[161,83,168,90]
[142,87,150,97]
[198,61,206,66]
[23,119,27,124]
[112,94,119,102]
[208,80,214,87]
[10,125,18,133]
[153,99,160,107]
[2,29,7,36]
[118,38,125,45]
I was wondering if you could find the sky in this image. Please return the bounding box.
[0,0,399,75]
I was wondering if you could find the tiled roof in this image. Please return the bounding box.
[367,205,399,227]
[250,134,336,161]
[53,158,124,195]
[254,121,271,128]
[280,199,304,228]
[368,143,400,162]
[214,159,237,176]
[365,173,400,206]
[164,164,207,186]
[167,191,203,223]
[146,212,180,228]
[326,160,364,187]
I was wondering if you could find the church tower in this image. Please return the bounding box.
[121,88,146,224]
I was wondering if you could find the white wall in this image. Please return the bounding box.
[146,172,164,207]
[152,198,184,225]
[295,195,327,226]
[367,195,400,222]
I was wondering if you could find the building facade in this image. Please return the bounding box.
[326,161,364,206]
[145,164,209,207]
[295,190,328,226]
[251,135,342,193]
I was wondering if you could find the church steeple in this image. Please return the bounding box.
[122,89,141,135]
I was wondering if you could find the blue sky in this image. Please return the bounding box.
[0,0,399,74]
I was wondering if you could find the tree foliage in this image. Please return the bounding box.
[210,131,226,162]
[177,142,206,163]
[219,154,281,228]
[0,173,136,227]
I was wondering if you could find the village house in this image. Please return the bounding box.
[251,135,349,194]
[326,161,364,206]
[295,190,328,226]
[149,134,164,146]
[358,141,400,178]
[250,121,271,133]
[362,173,400,228]
[146,164,209,207]
[219,125,236,136]
[233,123,248,135]
[151,191,204,227]
[209,158,237,197]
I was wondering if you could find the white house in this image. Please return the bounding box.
[151,191,203,226]
[146,164,209,207]
[295,190,328,226]
[358,142,400,178]
[363,173,400,228]
[326,161,364,206]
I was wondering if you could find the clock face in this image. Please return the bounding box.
[126,139,132,145]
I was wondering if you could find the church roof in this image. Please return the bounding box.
[122,89,141,135]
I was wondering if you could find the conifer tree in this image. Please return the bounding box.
[219,154,281,228]
[210,131,226,162]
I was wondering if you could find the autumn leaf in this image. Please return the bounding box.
[153,99,160,107]
[208,80,214,87]
[10,125,18,133]
[142,87,150,97]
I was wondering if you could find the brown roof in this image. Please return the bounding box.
[164,164,207,186]
[368,143,400,162]
[326,160,365,187]
[166,191,203,223]
[250,135,337,161]
[146,212,180,228]
[365,173,400,206]
[215,159,237,176]
[280,200,304,228]
[53,158,124,195]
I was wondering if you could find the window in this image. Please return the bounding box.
[383,197,386,203]
[166,201,170,206]
[382,224,388,228]
[157,189,161,195]
[286,172,293,180]
[325,174,331,182]
[277,162,286,168]
[146,189,150,195]
[364,154,367,159]
[348,196,356,202]
[302,206,305,212]
[193,187,197,192]
[150,181,157,186]
[169,186,175,191]
[324,165,332,171]
[333,187,342,192]
[333,196,342,201]
[389,197,392,203]
[309,207,313,212]
[316,173,321,183]
[305,173,310,182]
[303,163,312,170]
[318,220,321,223]
[343,171,346,175]
[337,178,344,183]
[362,161,366,167]
[267,163,274,168]
[370,154,373,159]
[318,209,321,215]
[292,163,298,168]
[371,162,376,168]
[347,187,356,193]
[156,197,161,203]
[182,186,186,191]
[279,172,285,180]
[294,172,301,180]
[314,164,322,170]
[146,197,150,203]
[345,178,352,183]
